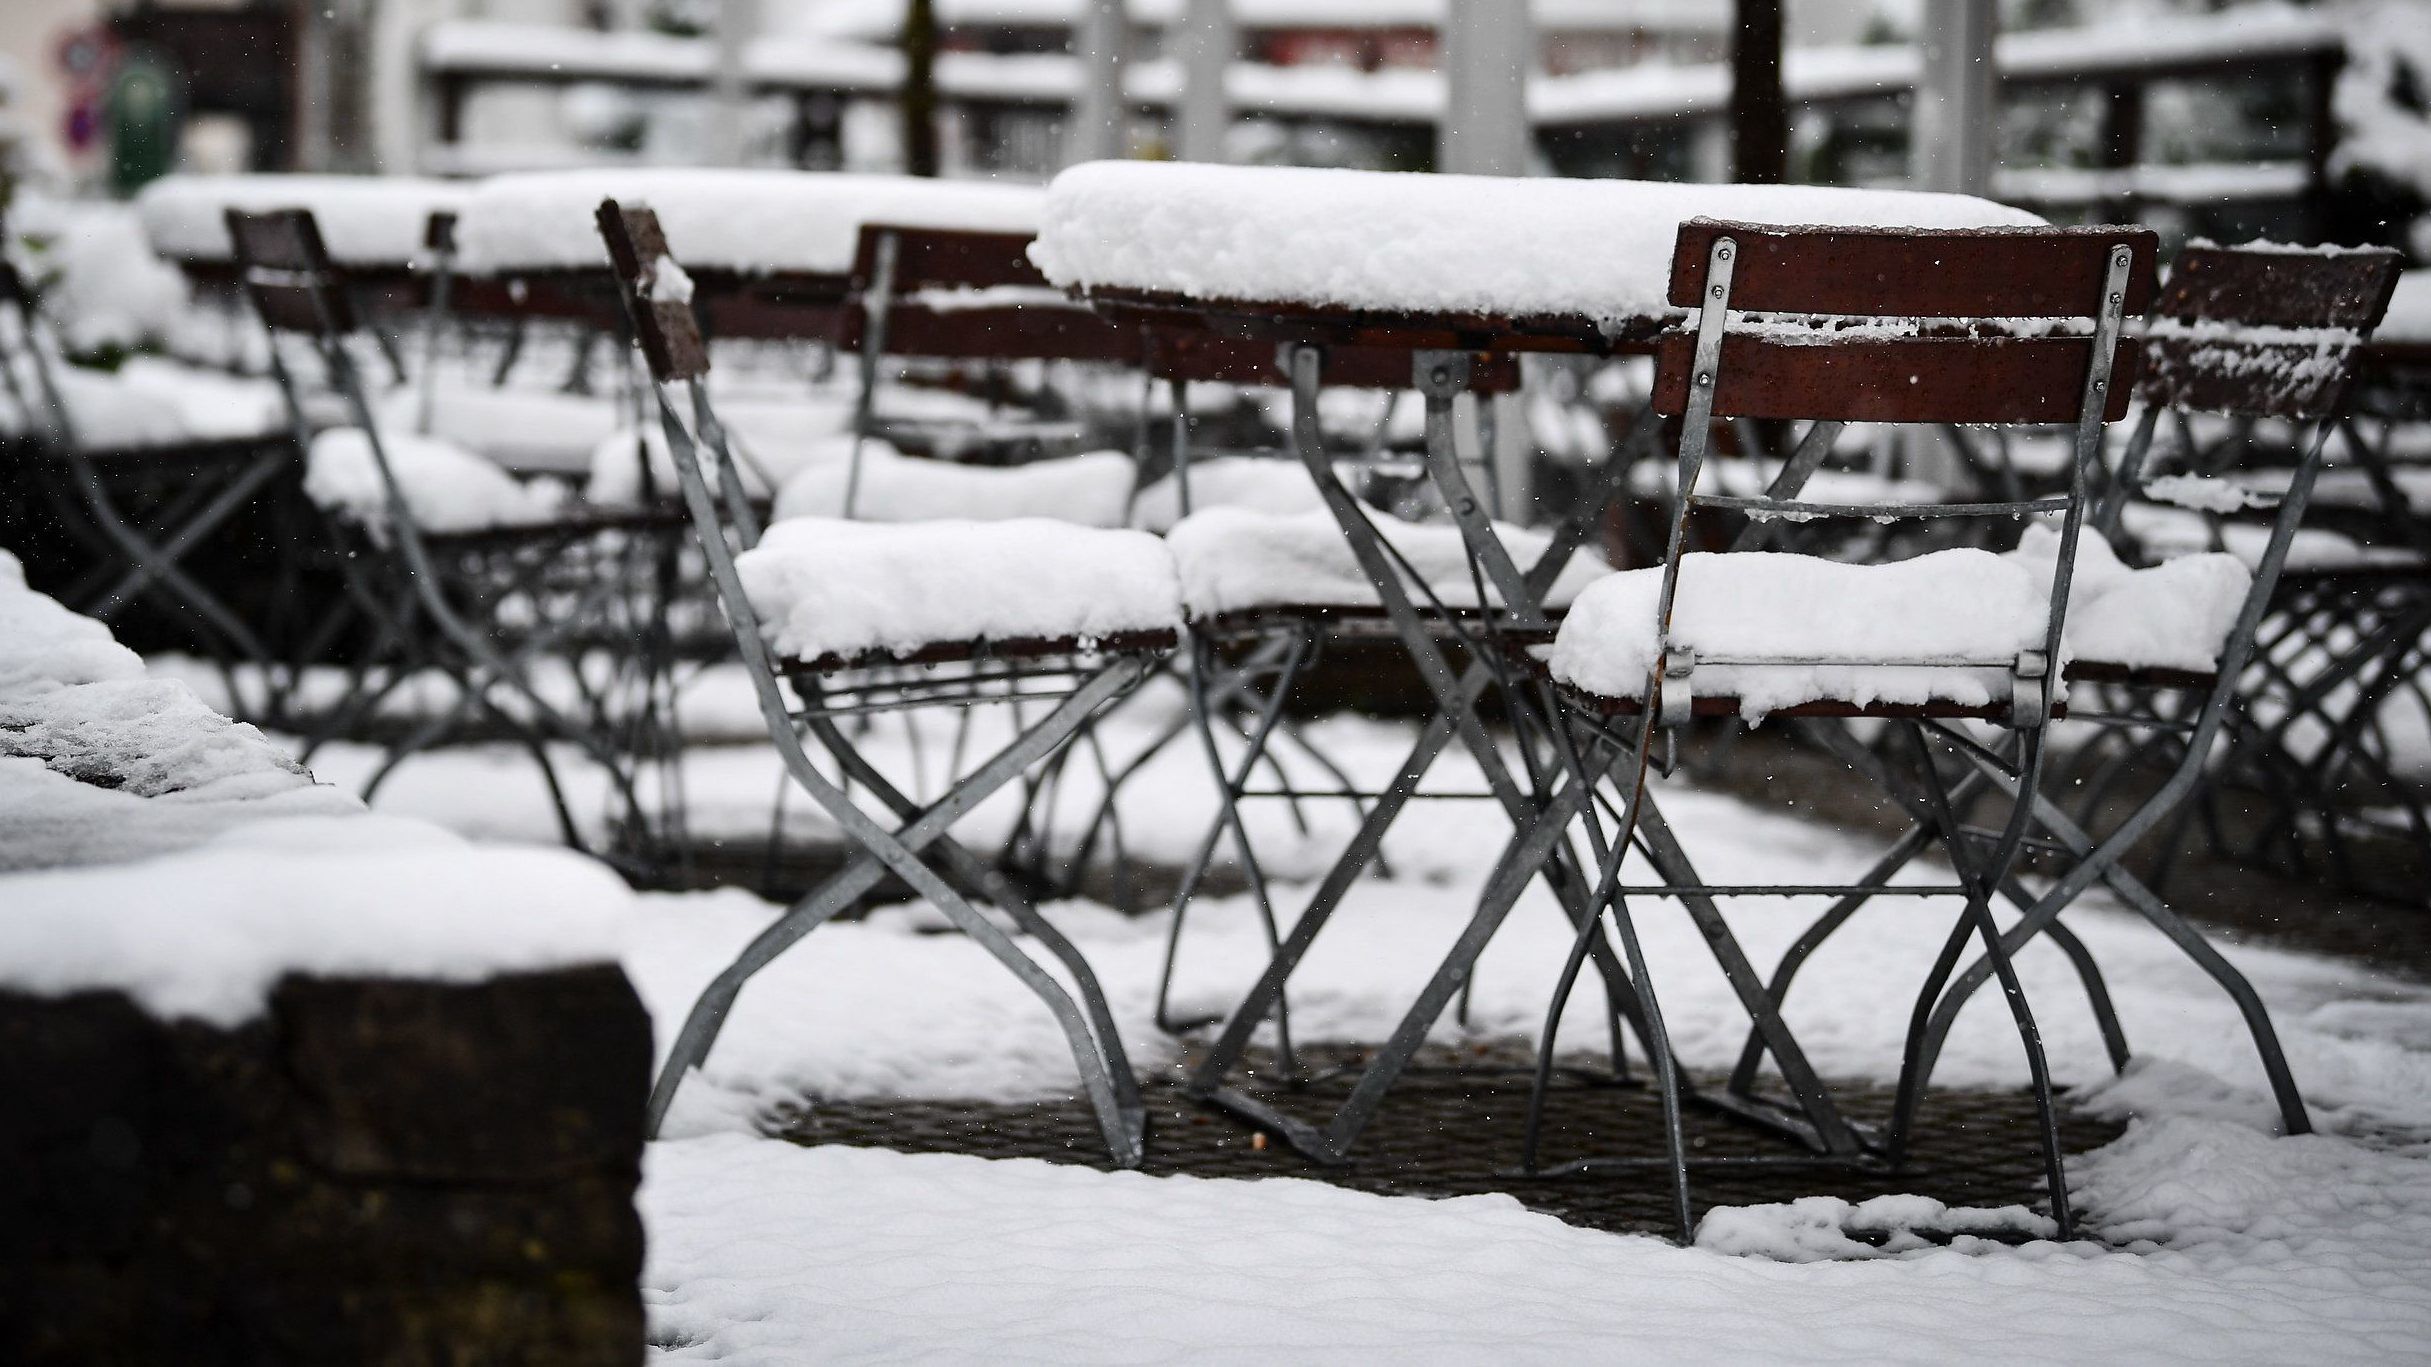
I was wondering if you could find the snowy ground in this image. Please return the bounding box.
[216,664,2431,1362]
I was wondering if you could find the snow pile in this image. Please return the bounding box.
[454,170,1042,276]
[737,517,1185,661]
[378,380,625,476]
[2143,472,2277,514]
[134,175,467,267]
[1694,1193,2053,1261]
[640,1109,2431,1361]
[0,814,632,1026]
[2122,505,2423,573]
[1130,455,1329,533]
[1031,162,2042,321]
[1167,507,1611,617]
[0,550,357,871]
[5,195,190,359]
[307,427,570,535]
[2382,271,2431,345]
[771,448,1136,525]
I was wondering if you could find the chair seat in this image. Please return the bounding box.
[306,428,575,535]
[1548,534,2248,719]
[771,449,1136,527]
[1130,457,1328,533]
[1167,507,1610,621]
[737,517,1184,667]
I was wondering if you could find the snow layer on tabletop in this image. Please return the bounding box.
[453,169,1042,276]
[1168,507,1611,616]
[0,567,144,694]
[2,677,314,804]
[134,174,468,266]
[738,517,1181,661]
[1129,455,1327,532]
[1030,161,2043,320]
[307,428,570,534]
[5,195,190,358]
[2003,525,2249,674]
[770,448,1135,525]
[641,1116,2431,1363]
[2380,270,2431,344]
[0,814,631,1025]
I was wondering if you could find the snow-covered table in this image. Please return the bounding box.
[1033,161,2056,1167]
[449,169,1044,337]
[1034,161,2043,353]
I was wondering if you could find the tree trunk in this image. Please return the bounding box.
[1729,0,1786,184]
[902,0,940,177]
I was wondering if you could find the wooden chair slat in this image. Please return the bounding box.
[1668,220,2159,319]
[1651,333,2138,423]
[2156,244,2404,331]
[852,226,1046,293]
[594,200,709,383]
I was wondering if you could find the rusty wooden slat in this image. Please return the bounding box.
[2155,243,2402,332]
[593,200,709,383]
[2139,335,2363,419]
[851,226,1047,293]
[1667,220,2159,318]
[1651,332,2138,423]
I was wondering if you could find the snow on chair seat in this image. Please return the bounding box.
[1129,456,1327,533]
[1547,537,2251,719]
[305,428,573,538]
[737,517,1183,669]
[1167,506,1610,630]
[770,448,1136,526]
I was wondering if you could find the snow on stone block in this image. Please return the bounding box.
[736,517,1183,662]
[1031,162,2043,322]
[0,814,633,1027]
[1167,506,1610,617]
[1551,548,2050,715]
[307,427,571,535]
[453,169,1042,277]
[0,573,145,694]
[134,174,469,267]
[1129,456,1328,533]
[770,448,1136,526]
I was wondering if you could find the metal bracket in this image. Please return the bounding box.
[1657,646,1698,730]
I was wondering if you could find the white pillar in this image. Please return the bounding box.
[1173,0,1234,163]
[1440,3,1532,176]
[1441,6,1536,518]
[707,0,760,167]
[1066,0,1130,166]
[1911,0,1998,196]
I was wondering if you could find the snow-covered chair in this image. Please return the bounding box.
[224,207,686,871]
[0,254,302,723]
[1522,220,2169,1238]
[2083,242,2421,902]
[599,201,1171,1166]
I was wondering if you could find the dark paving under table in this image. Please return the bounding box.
[776,1041,2123,1239]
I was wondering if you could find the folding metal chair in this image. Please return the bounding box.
[1515,221,2161,1239]
[225,207,686,872]
[0,256,304,722]
[598,201,1170,1165]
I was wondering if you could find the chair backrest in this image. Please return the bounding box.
[224,208,359,339]
[2137,242,2404,421]
[593,199,712,385]
[1652,220,2157,424]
